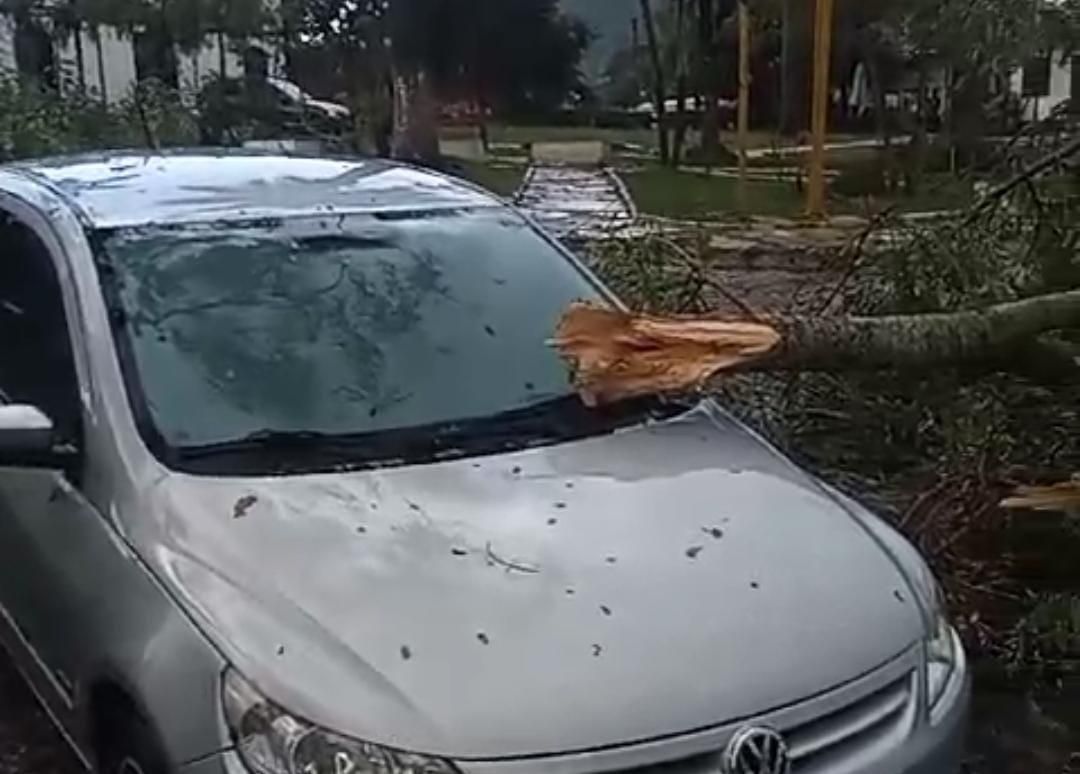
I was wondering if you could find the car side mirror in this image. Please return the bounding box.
[0,405,73,469]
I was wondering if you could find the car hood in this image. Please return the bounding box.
[137,403,923,759]
[307,98,350,119]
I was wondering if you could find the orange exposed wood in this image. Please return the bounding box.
[553,302,781,406]
[1001,479,1080,512]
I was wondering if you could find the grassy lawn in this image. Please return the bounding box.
[449,159,525,198]
[623,165,976,220]
[623,166,804,219]
[481,125,866,152]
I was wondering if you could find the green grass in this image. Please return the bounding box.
[450,160,525,198]
[623,165,976,220]
[623,166,804,219]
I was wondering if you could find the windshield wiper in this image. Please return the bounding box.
[171,395,691,473]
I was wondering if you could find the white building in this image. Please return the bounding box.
[1011,50,1076,121]
[0,9,283,106]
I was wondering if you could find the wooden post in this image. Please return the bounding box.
[737,0,750,211]
[806,0,834,219]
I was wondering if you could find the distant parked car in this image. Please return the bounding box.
[0,150,968,774]
[198,76,351,145]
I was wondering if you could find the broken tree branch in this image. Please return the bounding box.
[554,290,1080,403]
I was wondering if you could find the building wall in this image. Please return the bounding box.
[0,14,15,75]
[55,26,137,105]
[1014,49,1073,121]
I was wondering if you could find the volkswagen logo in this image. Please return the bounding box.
[721,725,791,774]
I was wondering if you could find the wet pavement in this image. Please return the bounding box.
[515,165,636,240]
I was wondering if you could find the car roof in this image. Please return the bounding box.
[7,149,501,229]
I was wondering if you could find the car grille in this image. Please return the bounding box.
[787,667,918,773]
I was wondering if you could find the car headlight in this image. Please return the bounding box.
[223,669,456,774]
[924,579,957,713]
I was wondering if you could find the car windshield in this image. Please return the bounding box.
[94,208,672,474]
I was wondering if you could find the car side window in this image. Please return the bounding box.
[0,213,83,446]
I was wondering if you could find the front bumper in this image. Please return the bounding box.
[183,640,971,774]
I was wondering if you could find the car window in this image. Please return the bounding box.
[0,214,82,444]
[95,208,617,467]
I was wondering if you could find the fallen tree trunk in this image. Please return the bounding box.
[553,290,1080,404]
[773,289,1080,370]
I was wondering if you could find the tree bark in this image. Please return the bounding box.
[94,28,107,105]
[779,0,810,136]
[671,0,690,166]
[638,0,670,165]
[554,291,1080,404]
[391,69,440,164]
[73,23,86,92]
[697,0,720,164]
[770,290,1080,370]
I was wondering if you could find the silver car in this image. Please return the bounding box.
[0,152,969,774]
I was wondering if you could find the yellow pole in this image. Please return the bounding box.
[737,0,750,212]
[806,0,834,219]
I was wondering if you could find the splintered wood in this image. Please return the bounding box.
[553,302,781,406]
[1001,478,1080,512]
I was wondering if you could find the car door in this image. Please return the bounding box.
[0,211,106,729]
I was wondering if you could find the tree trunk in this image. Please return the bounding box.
[218,30,227,78]
[671,0,690,166]
[73,23,86,92]
[638,0,670,165]
[554,291,1080,404]
[94,28,107,105]
[770,290,1080,370]
[779,0,810,136]
[697,0,720,164]
[391,68,440,164]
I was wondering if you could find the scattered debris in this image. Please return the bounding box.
[750,581,760,590]
[554,502,567,509]
[233,494,258,519]
[686,545,704,559]
[893,589,905,603]
[547,518,558,526]
[451,547,469,557]
[407,501,421,512]
[600,605,612,616]
[485,542,540,574]
[356,526,367,534]
[605,555,618,564]
[276,645,285,656]
[591,643,602,657]
[477,632,490,645]
[703,526,724,539]
[511,466,522,475]
[565,587,576,595]
[400,645,412,661]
